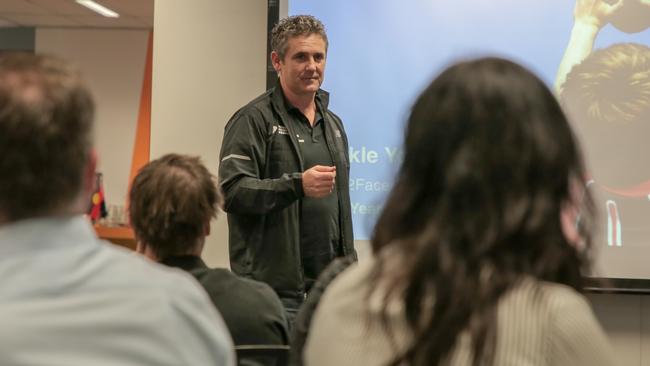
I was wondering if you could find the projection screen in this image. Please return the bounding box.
[287,0,650,288]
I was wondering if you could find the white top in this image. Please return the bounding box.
[305,256,615,366]
[0,215,235,366]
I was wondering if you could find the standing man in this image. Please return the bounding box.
[218,15,355,322]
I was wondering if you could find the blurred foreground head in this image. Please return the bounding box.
[373,57,594,365]
[0,53,95,222]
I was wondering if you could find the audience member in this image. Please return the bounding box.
[0,53,234,365]
[304,58,614,366]
[130,153,289,346]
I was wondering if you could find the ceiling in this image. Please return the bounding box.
[0,0,153,29]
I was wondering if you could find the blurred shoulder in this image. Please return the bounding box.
[96,243,211,301]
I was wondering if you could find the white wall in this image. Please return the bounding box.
[151,0,267,268]
[35,28,149,207]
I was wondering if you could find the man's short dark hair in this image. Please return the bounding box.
[129,154,221,260]
[271,15,328,60]
[0,53,94,221]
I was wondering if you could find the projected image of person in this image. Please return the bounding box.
[555,0,650,92]
[556,0,650,247]
[304,58,614,366]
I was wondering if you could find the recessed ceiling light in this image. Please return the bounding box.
[75,0,120,18]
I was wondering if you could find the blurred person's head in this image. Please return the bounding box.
[129,154,220,261]
[561,43,650,186]
[372,58,594,365]
[0,53,96,223]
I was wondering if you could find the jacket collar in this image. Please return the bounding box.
[161,255,208,272]
[270,79,330,114]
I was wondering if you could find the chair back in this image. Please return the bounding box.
[235,344,290,366]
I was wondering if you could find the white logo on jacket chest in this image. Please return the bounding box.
[272,125,289,135]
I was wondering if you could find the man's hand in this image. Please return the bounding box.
[574,0,623,29]
[303,165,336,198]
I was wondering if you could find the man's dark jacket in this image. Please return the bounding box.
[162,256,289,345]
[218,86,355,300]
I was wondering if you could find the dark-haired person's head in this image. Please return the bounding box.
[372,57,594,365]
[560,43,650,187]
[129,154,220,261]
[0,53,96,223]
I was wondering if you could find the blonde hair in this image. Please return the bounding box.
[561,43,650,125]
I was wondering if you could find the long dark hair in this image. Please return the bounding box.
[371,58,595,365]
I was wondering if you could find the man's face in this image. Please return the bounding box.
[272,34,327,98]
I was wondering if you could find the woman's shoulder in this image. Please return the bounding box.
[498,278,597,326]
[497,278,614,365]
[510,278,591,312]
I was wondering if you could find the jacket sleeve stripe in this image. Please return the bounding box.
[222,154,252,162]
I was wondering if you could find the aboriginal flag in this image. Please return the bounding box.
[89,173,107,222]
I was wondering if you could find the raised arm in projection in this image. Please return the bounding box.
[555,0,623,93]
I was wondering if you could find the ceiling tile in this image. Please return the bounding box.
[134,16,152,27]
[100,0,153,17]
[3,14,83,27]
[29,0,99,15]
[73,15,148,28]
[0,0,153,28]
[0,17,19,27]
[0,0,49,14]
